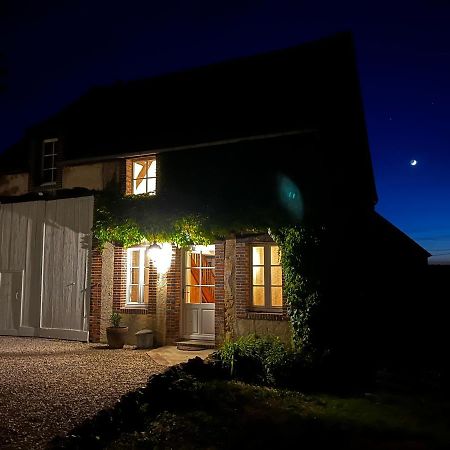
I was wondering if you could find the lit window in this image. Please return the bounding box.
[251,245,282,309]
[132,158,156,195]
[185,245,215,304]
[127,247,152,305]
[41,138,58,185]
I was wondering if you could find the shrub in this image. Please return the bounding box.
[110,312,122,327]
[216,334,293,385]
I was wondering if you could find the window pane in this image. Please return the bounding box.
[252,246,264,265]
[133,160,146,178]
[131,268,139,284]
[144,268,150,285]
[271,246,281,265]
[271,266,282,286]
[186,286,201,304]
[201,253,215,268]
[189,268,200,285]
[201,286,215,303]
[43,155,55,170]
[129,285,139,303]
[189,252,201,268]
[201,268,214,285]
[43,141,55,156]
[134,178,146,194]
[143,285,149,303]
[271,287,283,307]
[252,286,265,306]
[147,177,156,194]
[252,267,264,286]
[148,160,156,177]
[131,250,140,267]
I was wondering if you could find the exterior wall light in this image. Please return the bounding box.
[147,242,172,274]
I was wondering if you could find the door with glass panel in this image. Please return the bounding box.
[183,245,215,340]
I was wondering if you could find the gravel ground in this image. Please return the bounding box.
[0,337,164,450]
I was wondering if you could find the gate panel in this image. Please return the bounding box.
[0,271,22,333]
[0,197,93,341]
[40,197,93,340]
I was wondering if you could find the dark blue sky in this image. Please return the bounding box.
[1,0,449,263]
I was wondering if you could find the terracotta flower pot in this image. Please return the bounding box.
[106,326,129,349]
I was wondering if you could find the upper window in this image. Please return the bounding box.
[251,245,283,309]
[41,138,58,185]
[132,158,157,195]
[126,247,152,305]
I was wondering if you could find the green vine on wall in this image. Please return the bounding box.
[270,225,325,356]
[92,189,267,249]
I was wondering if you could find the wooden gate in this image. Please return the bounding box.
[0,196,93,341]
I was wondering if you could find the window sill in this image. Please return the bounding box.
[122,304,150,312]
[245,311,287,321]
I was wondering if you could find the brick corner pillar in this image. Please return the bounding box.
[89,245,102,342]
[99,242,115,342]
[214,241,226,347]
[164,246,182,345]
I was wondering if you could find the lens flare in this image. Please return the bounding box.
[277,175,303,221]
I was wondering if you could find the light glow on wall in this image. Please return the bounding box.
[147,242,172,274]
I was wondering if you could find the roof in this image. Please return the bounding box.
[373,212,431,260]
[0,32,377,205]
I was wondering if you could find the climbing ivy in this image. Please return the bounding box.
[92,188,269,249]
[270,225,325,357]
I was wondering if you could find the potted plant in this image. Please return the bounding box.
[106,312,128,349]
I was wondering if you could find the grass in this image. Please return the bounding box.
[107,380,450,450]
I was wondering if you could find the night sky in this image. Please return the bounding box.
[1,0,449,263]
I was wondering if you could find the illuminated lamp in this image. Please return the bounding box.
[147,242,172,274]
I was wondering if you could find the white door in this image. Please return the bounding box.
[0,271,23,335]
[183,245,215,341]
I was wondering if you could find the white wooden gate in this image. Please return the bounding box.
[0,196,93,341]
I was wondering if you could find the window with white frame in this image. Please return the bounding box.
[41,138,58,185]
[127,247,152,305]
[132,158,157,195]
[251,244,283,309]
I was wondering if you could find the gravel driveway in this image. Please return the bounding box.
[0,337,164,450]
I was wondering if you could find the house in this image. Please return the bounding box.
[0,33,429,350]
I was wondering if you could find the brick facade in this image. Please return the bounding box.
[165,246,182,344]
[214,242,225,345]
[89,245,102,342]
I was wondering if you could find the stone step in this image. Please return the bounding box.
[176,340,216,351]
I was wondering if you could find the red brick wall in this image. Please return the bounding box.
[214,242,225,344]
[89,246,102,342]
[235,241,250,319]
[165,246,182,344]
[113,246,127,310]
[122,159,132,195]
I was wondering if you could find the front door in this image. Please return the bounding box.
[183,245,215,341]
